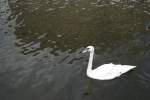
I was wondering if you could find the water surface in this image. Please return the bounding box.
[0,0,150,100]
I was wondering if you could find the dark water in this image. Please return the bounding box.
[0,0,150,100]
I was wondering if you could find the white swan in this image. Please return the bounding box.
[82,46,136,80]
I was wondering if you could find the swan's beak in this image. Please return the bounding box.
[82,48,88,53]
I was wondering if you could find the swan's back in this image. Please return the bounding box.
[87,63,136,80]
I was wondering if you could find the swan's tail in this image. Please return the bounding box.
[121,65,136,73]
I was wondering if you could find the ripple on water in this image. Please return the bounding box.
[0,0,150,100]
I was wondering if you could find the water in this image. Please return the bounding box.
[0,0,150,100]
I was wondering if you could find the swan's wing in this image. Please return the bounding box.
[103,64,136,78]
[90,63,114,77]
[112,64,136,75]
[89,64,136,80]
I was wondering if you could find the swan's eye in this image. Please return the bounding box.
[87,48,90,51]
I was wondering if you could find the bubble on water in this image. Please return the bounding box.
[52,41,56,44]
[82,7,86,10]
[54,45,57,48]
[68,49,72,52]
[64,1,69,5]
[48,40,51,42]
[74,38,78,40]
[57,34,62,38]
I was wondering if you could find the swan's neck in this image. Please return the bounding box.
[87,51,94,74]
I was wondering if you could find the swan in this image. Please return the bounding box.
[82,46,136,80]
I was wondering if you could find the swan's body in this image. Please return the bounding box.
[82,46,136,80]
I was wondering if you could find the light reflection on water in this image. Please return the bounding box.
[0,0,150,100]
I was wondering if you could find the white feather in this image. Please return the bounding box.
[82,46,136,80]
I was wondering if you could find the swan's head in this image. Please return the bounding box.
[82,46,94,53]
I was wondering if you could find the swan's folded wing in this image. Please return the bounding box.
[90,64,114,77]
[87,64,136,80]
[110,64,136,77]
[94,64,135,80]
